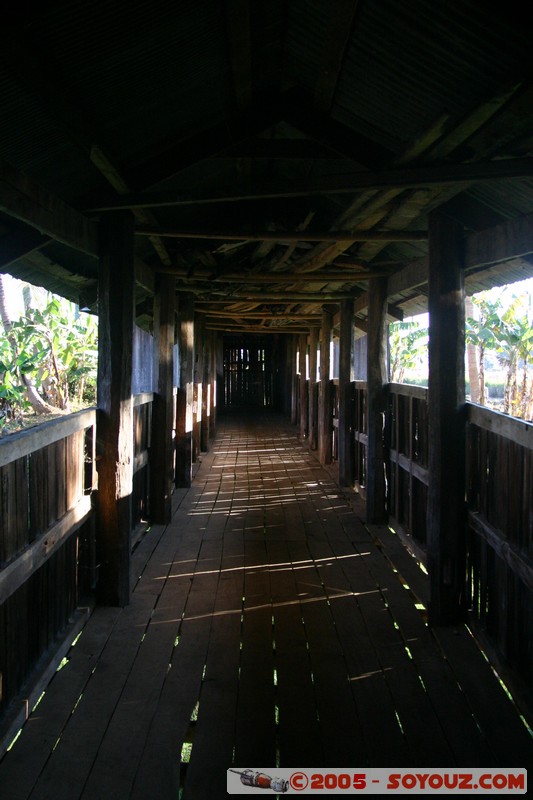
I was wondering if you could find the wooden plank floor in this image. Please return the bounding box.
[0,410,531,799]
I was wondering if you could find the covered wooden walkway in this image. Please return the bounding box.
[0,412,531,799]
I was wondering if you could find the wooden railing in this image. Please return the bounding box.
[0,409,96,724]
[132,393,153,537]
[466,404,533,701]
[387,383,429,557]
[353,381,368,489]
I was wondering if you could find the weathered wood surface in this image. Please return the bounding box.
[365,278,388,522]
[388,384,429,551]
[426,212,466,625]
[466,409,533,712]
[96,211,135,607]
[0,411,531,800]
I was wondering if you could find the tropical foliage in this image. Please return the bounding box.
[389,321,428,384]
[0,276,97,430]
[466,291,533,419]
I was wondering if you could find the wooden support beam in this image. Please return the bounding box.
[136,227,427,242]
[338,299,355,487]
[318,308,333,464]
[299,333,309,440]
[175,293,195,487]
[198,316,209,453]
[88,158,533,211]
[166,269,388,282]
[150,275,176,524]
[308,327,319,450]
[198,310,318,319]
[365,277,388,524]
[96,212,135,606]
[427,212,466,626]
[0,159,98,256]
[290,336,298,426]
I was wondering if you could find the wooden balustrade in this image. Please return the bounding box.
[132,393,154,538]
[0,409,96,721]
[388,383,429,558]
[466,404,533,704]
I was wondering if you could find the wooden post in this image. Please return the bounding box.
[318,308,333,464]
[96,212,134,606]
[308,327,318,450]
[339,299,355,487]
[150,274,175,524]
[299,333,308,440]
[427,212,467,626]
[290,336,298,425]
[198,318,209,452]
[366,278,388,523]
[208,330,217,437]
[176,292,194,487]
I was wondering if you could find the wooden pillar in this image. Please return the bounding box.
[308,326,318,450]
[199,319,209,452]
[96,211,134,607]
[150,274,175,524]
[339,299,355,487]
[176,292,194,487]
[427,212,466,626]
[318,308,333,464]
[366,278,388,523]
[192,317,202,458]
[290,336,298,425]
[208,330,217,437]
[299,332,309,440]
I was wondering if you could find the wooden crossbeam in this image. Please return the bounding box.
[169,270,387,283]
[197,310,319,319]
[138,228,426,242]
[87,158,533,211]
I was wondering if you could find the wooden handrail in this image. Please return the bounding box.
[0,408,96,468]
[467,402,533,450]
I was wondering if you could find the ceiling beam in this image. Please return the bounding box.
[197,309,318,317]
[0,160,98,256]
[136,227,426,242]
[166,270,387,282]
[87,157,533,211]
[203,291,357,301]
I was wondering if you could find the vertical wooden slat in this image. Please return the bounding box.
[427,211,466,625]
